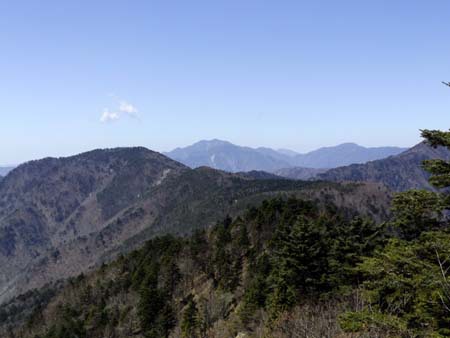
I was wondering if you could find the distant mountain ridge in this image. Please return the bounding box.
[0,167,15,177]
[293,143,407,168]
[165,139,407,172]
[164,140,292,173]
[317,142,450,191]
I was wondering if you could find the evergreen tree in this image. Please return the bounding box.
[268,216,331,317]
[181,296,200,338]
[137,262,175,338]
[391,189,445,239]
[342,129,450,336]
[388,129,450,240]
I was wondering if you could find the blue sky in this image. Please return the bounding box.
[1,0,449,164]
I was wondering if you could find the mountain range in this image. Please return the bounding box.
[0,140,448,304]
[0,147,390,304]
[0,141,450,337]
[165,139,407,172]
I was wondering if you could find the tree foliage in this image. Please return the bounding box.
[342,129,450,336]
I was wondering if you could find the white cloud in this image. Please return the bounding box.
[119,101,138,115]
[100,99,139,123]
[100,109,120,123]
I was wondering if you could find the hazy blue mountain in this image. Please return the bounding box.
[318,142,450,191]
[255,147,295,163]
[292,143,407,168]
[0,167,15,177]
[164,139,292,172]
[165,140,408,172]
[277,148,300,157]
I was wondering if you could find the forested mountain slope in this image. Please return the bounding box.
[0,148,390,305]
[0,197,388,338]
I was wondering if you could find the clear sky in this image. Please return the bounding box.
[1,0,449,164]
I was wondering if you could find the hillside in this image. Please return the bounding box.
[3,172,450,337]
[0,147,188,303]
[0,148,391,305]
[165,140,407,172]
[274,167,327,180]
[0,196,389,338]
[318,142,450,191]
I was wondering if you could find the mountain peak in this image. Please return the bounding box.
[196,139,233,148]
[335,142,360,148]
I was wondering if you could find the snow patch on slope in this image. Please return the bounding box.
[154,169,172,186]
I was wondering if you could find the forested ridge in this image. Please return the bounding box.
[1,129,450,337]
